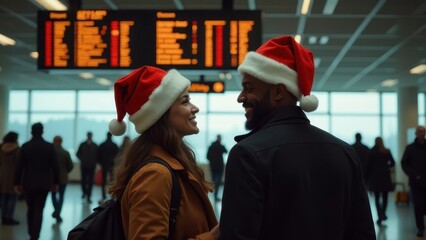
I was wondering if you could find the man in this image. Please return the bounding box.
[51,135,73,222]
[401,125,426,237]
[14,123,59,240]
[77,131,98,203]
[352,132,371,176]
[207,134,228,201]
[219,36,376,239]
[97,132,119,203]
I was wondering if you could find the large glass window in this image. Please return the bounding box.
[330,92,379,114]
[31,91,76,111]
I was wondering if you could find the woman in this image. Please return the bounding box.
[108,66,219,239]
[0,131,20,225]
[365,136,395,225]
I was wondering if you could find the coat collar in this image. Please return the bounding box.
[234,105,310,142]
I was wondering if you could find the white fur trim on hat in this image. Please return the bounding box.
[129,69,191,134]
[238,51,301,99]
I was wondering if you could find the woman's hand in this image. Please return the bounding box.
[210,224,220,239]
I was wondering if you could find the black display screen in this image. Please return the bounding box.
[37,10,262,70]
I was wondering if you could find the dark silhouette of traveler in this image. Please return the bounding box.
[97,132,119,203]
[219,36,375,239]
[76,131,98,203]
[14,123,59,240]
[0,131,20,225]
[207,134,228,201]
[51,135,73,223]
[401,125,426,237]
[365,137,395,225]
[108,66,219,239]
[352,132,371,176]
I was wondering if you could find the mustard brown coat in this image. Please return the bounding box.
[121,145,218,240]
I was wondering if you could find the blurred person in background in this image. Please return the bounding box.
[365,137,395,225]
[401,125,426,237]
[0,131,20,225]
[76,131,98,203]
[51,135,73,223]
[15,123,59,240]
[97,132,119,203]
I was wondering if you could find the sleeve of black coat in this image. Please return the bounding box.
[343,149,376,240]
[219,144,265,240]
[401,147,412,177]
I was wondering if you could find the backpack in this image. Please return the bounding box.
[67,157,181,240]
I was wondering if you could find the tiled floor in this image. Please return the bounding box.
[0,183,423,240]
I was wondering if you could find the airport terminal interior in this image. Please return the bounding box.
[1,0,426,239]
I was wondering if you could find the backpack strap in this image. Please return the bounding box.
[137,157,181,240]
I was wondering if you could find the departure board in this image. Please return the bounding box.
[37,10,261,70]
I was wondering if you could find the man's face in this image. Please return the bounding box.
[416,126,426,141]
[237,74,274,130]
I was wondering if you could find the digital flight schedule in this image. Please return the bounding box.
[37,10,261,70]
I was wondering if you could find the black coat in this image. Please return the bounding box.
[207,141,227,171]
[219,106,376,240]
[14,136,59,191]
[401,138,426,187]
[365,147,395,192]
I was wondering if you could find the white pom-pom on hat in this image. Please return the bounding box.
[300,95,319,112]
[109,119,126,136]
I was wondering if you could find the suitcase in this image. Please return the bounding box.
[395,182,409,205]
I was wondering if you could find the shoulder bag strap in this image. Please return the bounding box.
[136,157,181,240]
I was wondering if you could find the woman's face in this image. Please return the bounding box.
[168,89,200,138]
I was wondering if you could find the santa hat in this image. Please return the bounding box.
[238,36,318,112]
[109,66,191,136]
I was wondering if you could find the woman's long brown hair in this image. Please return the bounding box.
[108,111,213,199]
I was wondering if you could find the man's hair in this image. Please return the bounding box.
[355,133,362,141]
[31,122,44,136]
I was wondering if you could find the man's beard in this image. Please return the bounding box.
[245,91,272,130]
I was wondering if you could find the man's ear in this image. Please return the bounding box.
[272,84,286,101]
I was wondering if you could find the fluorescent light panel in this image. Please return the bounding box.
[381,79,398,87]
[294,35,301,43]
[79,72,95,79]
[410,64,426,75]
[0,34,16,46]
[35,0,67,10]
[301,0,311,15]
[96,78,113,86]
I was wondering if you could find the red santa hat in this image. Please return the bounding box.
[238,36,318,112]
[109,66,191,136]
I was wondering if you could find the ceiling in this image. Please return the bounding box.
[0,0,425,92]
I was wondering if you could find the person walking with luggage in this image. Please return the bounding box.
[207,134,228,201]
[218,36,375,240]
[76,131,98,203]
[365,137,395,225]
[14,123,59,240]
[401,125,426,237]
[51,135,73,223]
[108,66,219,239]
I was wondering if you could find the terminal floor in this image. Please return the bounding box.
[0,183,423,240]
